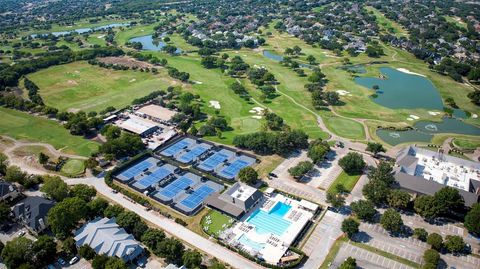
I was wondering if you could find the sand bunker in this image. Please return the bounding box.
[409,115,420,120]
[249,107,265,115]
[428,111,442,116]
[209,100,221,109]
[396,68,426,77]
[251,115,262,119]
[192,81,203,84]
[472,114,478,119]
[129,78,136,83]
[336,90,350,96]
[97,35,105,39]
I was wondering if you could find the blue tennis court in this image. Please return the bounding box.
[159,176,194,199]
[219,159,251,179]
[118,159,153,179]
[160,139,193,157]
[180,185,215,209]
[198,152,230,171]
[134,166,173,189]
[177,145,209,163]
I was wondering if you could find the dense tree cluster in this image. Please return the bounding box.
[233,129,308,155]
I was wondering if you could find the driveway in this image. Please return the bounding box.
[66,178,263,269]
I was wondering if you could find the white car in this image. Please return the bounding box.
[69,256,79,265]
[17,230,26,237]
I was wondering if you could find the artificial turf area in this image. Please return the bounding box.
[201,210,234,236]
[0,108,99,156]
[28,61,179,112]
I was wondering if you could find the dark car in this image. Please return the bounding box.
[268,173,278,178]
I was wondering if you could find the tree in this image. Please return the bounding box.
[141,229,166,249]
[368,161,395,185]
[0,202,11,222]
[413,228,428,242]
[387,190,411,209]
[182,250,202,269]
[444,235,465,254]
[48,197,88,238]
[87,198,109,219]
[156,237,185,264]
[32,235,57,267]
[423,249,440,266]
[338,152,365,174]
[105,257,128,269]
[104,204,124,218]
[341,218,359,238]
[92,255,110,269]
[102,125,121,140]
[41,175,69,201]
[70,184,96,202]
[238,167,258,185]
[1,237,34,269]
[362,179,389,205]
[380,209,403,234]
[350,200,377,221]
[339,257,356,269]
[307,139,330,164]
[288,161,314,179]
[433,187,464,215]
[366,142,385,156]
[464,203,480,236]
[38,152,49,165]
[426,233,443,251]
[62,237,77,257]
[326,192,345,208]
[414,195,441,219]
[0,152,8,175]
[306,55,316,64]
[79,244,96,260]
[4,166,27,185]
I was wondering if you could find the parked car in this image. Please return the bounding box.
[17,230,26,237]
[57,258,66,266]
[268,173,278,178]
[69,256,79,265]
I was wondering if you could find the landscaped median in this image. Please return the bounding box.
[327,171,362,194]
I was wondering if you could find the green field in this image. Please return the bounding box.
[444,16,467,29]
[365,6,409,37]
[0,108,98,156]
[323,116,365,140]
[327,171,362,194]
[452,138,480,150]
[201,210,234,236]
[60,159,86,177]
[28,61,179,112]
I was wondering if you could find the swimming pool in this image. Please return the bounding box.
[246,202,292,236]
[238,234,266,252]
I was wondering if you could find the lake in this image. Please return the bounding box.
[377,117,480,145]
[262,50,313,68]
[31,22,130,37]
[129,34,182,53]
[355,67,444,110]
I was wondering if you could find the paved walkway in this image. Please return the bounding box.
[66,178,263,269]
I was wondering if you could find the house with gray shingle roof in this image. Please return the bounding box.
[12,196,55,233]
[74,217,143,262]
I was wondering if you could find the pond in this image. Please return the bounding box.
[377,117,480,145]
[262,50,312,68]
[31,22,130,37]
[338,64,367,74]
[355,67,444,110]
[129,34,182,53]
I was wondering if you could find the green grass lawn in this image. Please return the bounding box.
[60,159,86,177]
[86,34,107,47]
[365,6,409,37]
[444,16,467,29]
[28,61,179,112]
[201,210,234,236]
[327,171,362,194]
[452,138,480,150]
[323,116,365,140]
[0,108,98,156]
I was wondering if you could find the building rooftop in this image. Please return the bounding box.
[136,104,176,122]
[12,196,56,232]
[227,182,258,202]
[117,115,159,135]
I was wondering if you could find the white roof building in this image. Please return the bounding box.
[116,115,159,136]
[74,217,144,262]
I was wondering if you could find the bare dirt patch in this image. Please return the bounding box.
[97,56,155,69]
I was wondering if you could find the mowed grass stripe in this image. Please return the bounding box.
[28,61,177,112]
[0,107,98,157]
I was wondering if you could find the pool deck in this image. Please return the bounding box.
[225,193,318,264]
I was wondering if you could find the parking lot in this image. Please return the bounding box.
[331,243,414,269]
